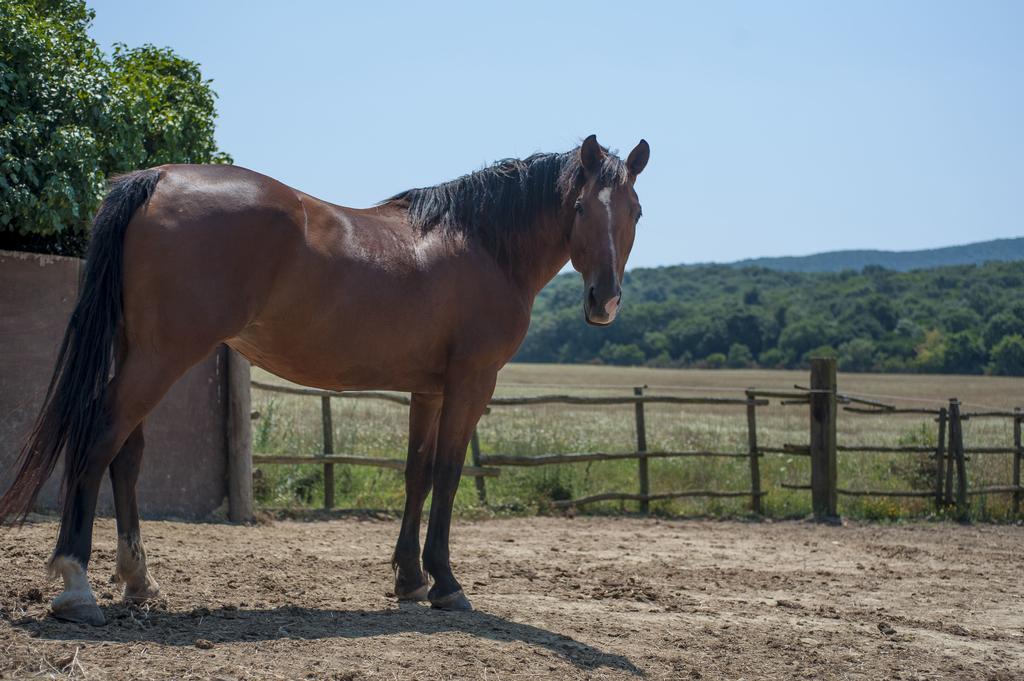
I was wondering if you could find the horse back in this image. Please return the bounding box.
[119,164,529,392]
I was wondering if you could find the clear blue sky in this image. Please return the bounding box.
[87,1,1023,269]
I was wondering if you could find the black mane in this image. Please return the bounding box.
[384,144,628,266]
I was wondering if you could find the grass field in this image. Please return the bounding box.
[250,364,1023,521]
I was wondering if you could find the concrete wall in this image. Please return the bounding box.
[0,249,228,518]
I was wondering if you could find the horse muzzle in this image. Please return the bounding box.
[584,286,621,326]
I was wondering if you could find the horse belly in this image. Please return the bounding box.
[231,265,453,394]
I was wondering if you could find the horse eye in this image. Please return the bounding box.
[574,200,584,215]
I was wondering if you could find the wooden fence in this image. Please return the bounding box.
[776,359,1023,520]
[240,358,1023,520]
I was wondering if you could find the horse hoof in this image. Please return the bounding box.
[430,589,473,611]
[123,582,161,604]
[51,601,105,626]
[395,583,429,601]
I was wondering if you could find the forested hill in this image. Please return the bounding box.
[728,237,1024,273]
[516,261,1024,375]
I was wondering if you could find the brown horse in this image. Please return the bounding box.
[0,135,649,624]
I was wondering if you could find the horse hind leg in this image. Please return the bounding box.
[49,417,138,625]
[110,424,160,603]
[49,350,198,625]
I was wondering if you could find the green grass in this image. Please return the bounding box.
[250,364,1022,521]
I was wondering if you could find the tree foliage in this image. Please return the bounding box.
[988,335,1024,377]
[518,261,1024,376]
[107,43,232,169]
[0,0,230,255]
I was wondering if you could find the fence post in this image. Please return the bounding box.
[320,395,335,510]
[944,399,956,505]
[471,429,487,505]
[934,407,947,512]
[226,348,254,523]
[949,399,968,520]
[634,386,649,514]
[745,389,762,514]
[1013,407,1021,517]
[809,358,838,520]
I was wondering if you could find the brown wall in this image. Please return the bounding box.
[0,250,228,518]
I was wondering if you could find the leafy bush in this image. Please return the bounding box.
[802,344,838,366]
[599,342,645,366]
[758,347,787,368]
[726,343,753,368]
[703,352,727,369]
[0,0,230,255]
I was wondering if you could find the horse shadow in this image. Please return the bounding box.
[14,602,641,675]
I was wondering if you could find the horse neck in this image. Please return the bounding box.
[509,206,574,298]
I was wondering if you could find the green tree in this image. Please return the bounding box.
[599,342,645,366]
[913,329,946,373]
[725,312,766,355]
[778,318,836,362]
[982,311,1024,350]
[521,258,1024,375]
[726,342,753,368]
[108,43,232,169]
[838,338,877,373]
[943,331,986,375]
[941,306,981,333]
[703,352,727,369]
[865,294,898,332]
[803,345,838,365]
[988,335,1024,376]
[758,347,787,368]
[0,0,230,256]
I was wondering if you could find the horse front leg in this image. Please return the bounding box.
[392,393,442,601]
[422,369,497,611]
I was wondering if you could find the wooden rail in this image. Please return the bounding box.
[844,407,942,416]
[252,453,499,477]
[479,450,755,466]
[250,380,767,407]
[781,483,935,498]
[551,489,764,508]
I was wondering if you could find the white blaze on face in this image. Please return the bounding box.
[596,186,619,319]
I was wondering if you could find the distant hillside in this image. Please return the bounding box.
[518,260,1024,375]
[728,237,1024,273]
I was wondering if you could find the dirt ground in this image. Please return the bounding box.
[1,516,1022,680]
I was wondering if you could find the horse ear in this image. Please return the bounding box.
[580,134,604,175]
[626,139,650,177]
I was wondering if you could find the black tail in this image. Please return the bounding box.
[0,169,161,525]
